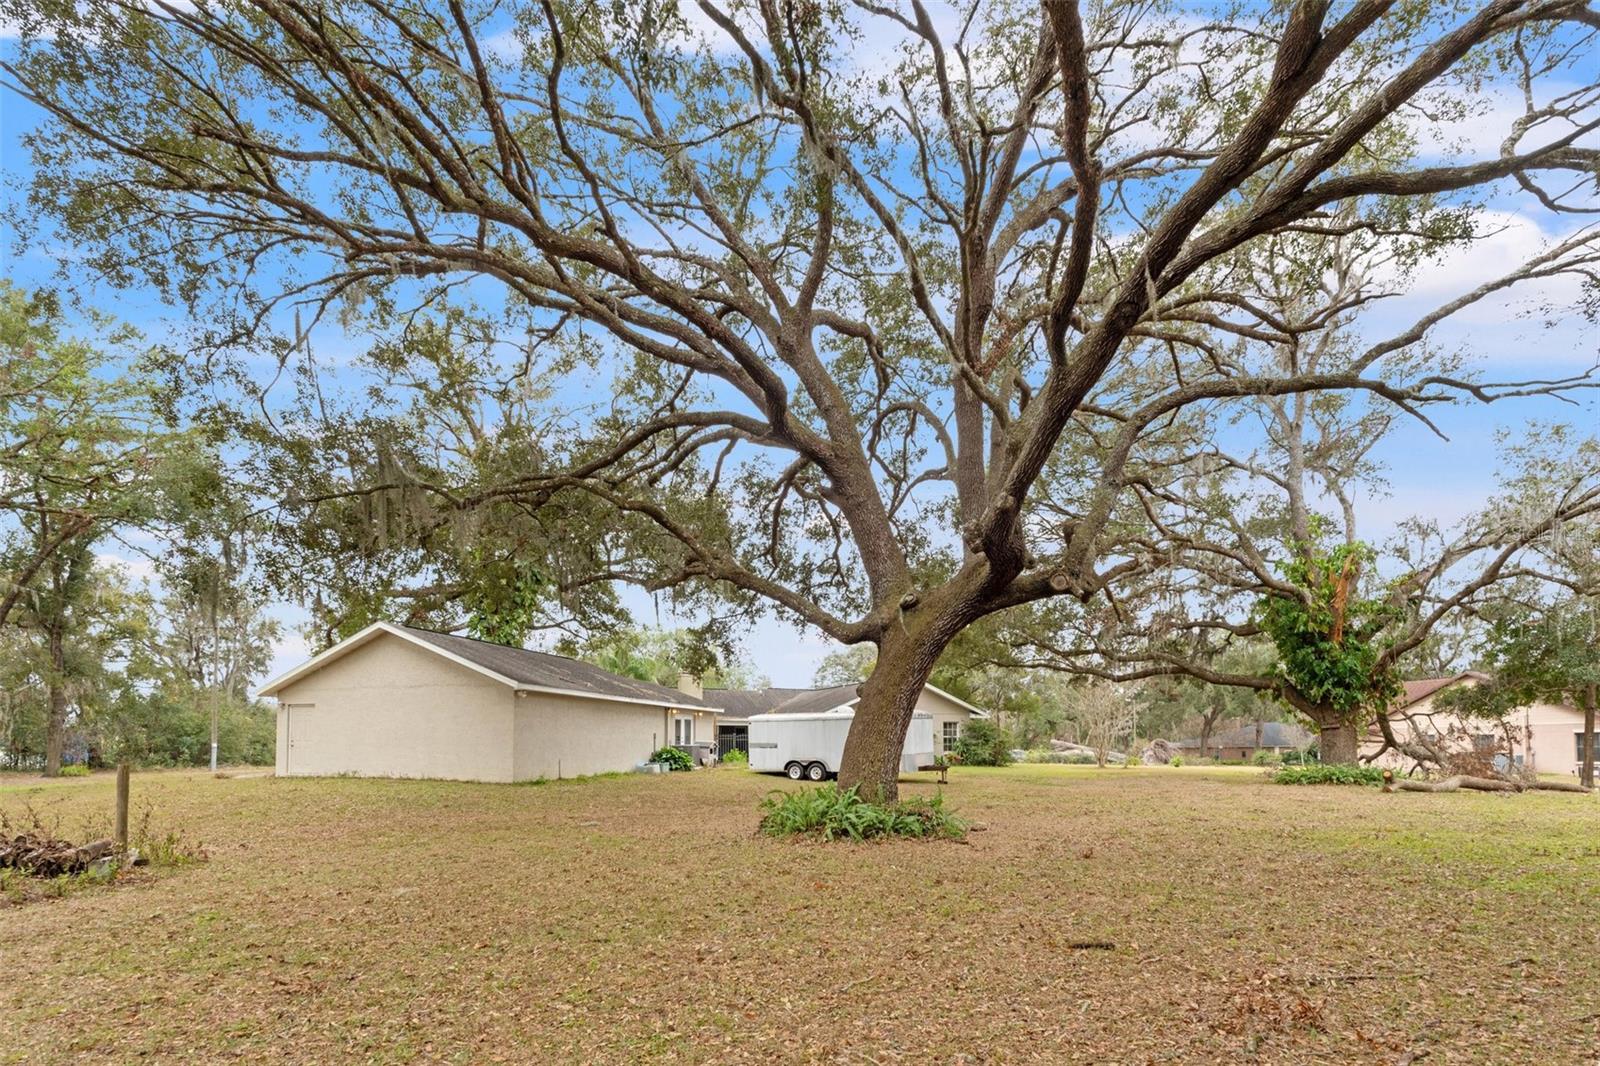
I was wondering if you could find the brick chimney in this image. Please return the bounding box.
[677,672,703,700]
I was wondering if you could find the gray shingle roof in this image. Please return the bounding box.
[1395,672,1487,708]
[706,684,860,720]
[765,685,861,716]
[400,626,719,710]
[702,688,808,718]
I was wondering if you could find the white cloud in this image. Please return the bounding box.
[1407,211,1574,299]
[675,2,745,57]
[1359,211,1600,366]
[95,551,158,583]
[1410,81,1594,161]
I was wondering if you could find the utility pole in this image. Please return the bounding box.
[209,682,220,773]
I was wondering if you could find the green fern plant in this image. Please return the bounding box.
[1273,764,1385,787]
[758,786,966,841]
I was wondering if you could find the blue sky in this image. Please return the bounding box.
[2,8,1596,689]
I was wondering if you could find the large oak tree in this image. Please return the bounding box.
[6,0,1599,796]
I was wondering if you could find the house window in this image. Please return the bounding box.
[673,717,694,745]
[941,721,960,753]
[1472,733,1496,752]
[1575,733,1600,761]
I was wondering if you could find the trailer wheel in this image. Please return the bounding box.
[805,762,827,782]
[785,762,805,780]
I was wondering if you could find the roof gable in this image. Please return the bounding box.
[920,684,991,719]
[1393,672,1489,710]
[260,623,719,711]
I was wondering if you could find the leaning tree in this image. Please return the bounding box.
[1001,226,1600,764]
[6,0,1600,796]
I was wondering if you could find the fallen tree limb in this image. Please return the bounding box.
[0,833,116,876]
[1390,774,1593,795]
[1524,779,1593,794]
[1394,775,1517,793]
[1382,768,1593,793]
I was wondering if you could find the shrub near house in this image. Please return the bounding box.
[953,721,1013,766]
[650,747,693,772]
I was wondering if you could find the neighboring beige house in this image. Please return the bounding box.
[259,622,721,782]
[707,682,990,757]
[1360,672,1598,777]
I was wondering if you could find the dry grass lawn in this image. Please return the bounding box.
[2,764,1597,1064]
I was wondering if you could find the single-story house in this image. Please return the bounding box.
[259,622,722,782]
[1174,721,1313,761]
[707,682,990,757]
[1360,672,1598,776]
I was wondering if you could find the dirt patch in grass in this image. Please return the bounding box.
[1,766,1596,1063]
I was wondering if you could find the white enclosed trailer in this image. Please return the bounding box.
[748,708,936,781]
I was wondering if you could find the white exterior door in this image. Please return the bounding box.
[282,703,314,775]
[673,716,694,745]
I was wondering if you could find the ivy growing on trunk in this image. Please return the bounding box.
[1255,536,1402,736]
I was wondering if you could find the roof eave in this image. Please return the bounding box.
[513,683,721,713]
[262,622,719,711]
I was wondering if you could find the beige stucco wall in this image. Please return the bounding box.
[685,708,716,749]
[1361,684,1592,776]
[274,633,516,782]
[512,695,715,780]
[918,688,982,754]
[1519,701,1594,777]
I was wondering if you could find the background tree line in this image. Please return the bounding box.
[0,283,280,773]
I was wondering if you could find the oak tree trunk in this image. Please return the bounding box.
[1318,718,1359,765]
[1582,684,1596,791]
[44,625,66,777]
[837,612,960,802]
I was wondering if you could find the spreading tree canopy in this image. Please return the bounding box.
[5,0,1599,795]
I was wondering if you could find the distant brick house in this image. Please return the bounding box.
[1175,721,1313,761]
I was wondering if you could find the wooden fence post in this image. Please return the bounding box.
[115,762,130,854]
